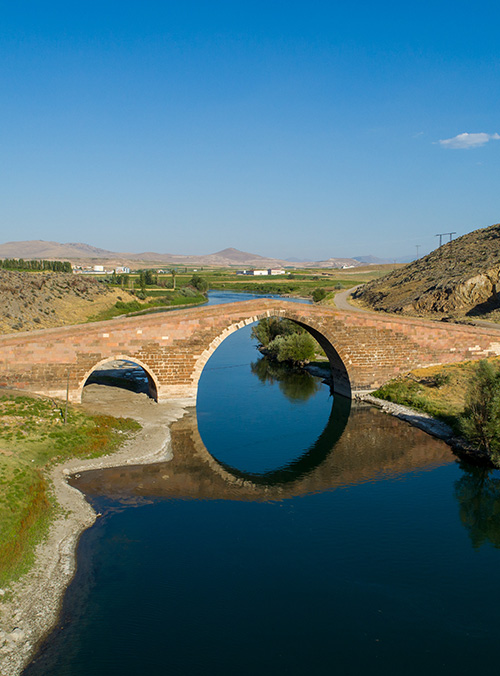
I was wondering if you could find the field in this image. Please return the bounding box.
[0,393,140,588]
[109,264,399,301]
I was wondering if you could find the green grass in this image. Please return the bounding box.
[0,394,140,587]
[88,288,207,321]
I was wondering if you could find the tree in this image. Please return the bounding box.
[312,287,327,303]
[251,317,297,347]
[460,360,500,465]
[267,333,316,366]
[189,274,208,293]
[170,268,177,290]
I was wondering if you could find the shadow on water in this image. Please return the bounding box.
[455,463,500,549]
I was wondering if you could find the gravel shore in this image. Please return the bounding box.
[0,385,191,676]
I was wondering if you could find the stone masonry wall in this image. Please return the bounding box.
[0,300,500,403]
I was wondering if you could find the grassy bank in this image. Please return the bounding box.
[88,288,206,322]
[0,393,140,588]
[372,357,500,436]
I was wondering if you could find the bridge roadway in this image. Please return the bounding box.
[1,298,500,403]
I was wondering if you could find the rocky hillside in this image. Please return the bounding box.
[0,270,133,333]
[353,223,500,319]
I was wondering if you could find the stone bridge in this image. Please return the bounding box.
[1,299,500,403]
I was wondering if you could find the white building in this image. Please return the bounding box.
[236,268,286,276]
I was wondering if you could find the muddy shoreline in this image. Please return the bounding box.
[0,385,191,676]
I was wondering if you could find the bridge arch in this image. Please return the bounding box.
[191,309,352,398]
[78,354,160,402]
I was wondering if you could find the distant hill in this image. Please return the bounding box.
[0,240,116,259]
[0,241,362,269]
[354,255,391,265]
[353,223,500,319]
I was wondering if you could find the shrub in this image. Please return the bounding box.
[312,287,327,303]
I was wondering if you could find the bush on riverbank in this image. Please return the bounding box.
[0,394,140,587]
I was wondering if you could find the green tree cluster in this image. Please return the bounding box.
[312,287,327,303]
[0,258,72,272]
[251,317,317,366]
[189,274,209,292]
[460,360,500,465]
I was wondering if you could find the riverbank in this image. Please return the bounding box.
[356,393,490,464]
[0,386,190,676]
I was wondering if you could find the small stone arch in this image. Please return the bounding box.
[191,309,352,398]
[78,354,160,402]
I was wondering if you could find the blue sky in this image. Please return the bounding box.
[1,1,499,260]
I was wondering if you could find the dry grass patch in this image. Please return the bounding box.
[373,357,500,434]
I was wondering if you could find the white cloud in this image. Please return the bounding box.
[438,132,500,149]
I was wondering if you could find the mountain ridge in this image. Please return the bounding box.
[0,241,362,269]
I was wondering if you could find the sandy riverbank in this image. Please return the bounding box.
[0,385,190,676]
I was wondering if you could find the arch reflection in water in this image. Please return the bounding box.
[70,404,454,504]
[211,394,351,486]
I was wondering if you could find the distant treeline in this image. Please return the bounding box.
[0,258,72,272]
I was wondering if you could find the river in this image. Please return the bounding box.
[23,292,500,675]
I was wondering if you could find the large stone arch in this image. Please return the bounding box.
[191,308,352,398]
[77,354,160,402]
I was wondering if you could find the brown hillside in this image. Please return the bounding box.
[0,270,134,334]
[353,223,500,320]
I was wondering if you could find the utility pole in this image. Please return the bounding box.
[415,245,420,259]
[436,232,456,248]
[64,369,70,425]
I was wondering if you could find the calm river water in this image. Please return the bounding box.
[24,293,500,675]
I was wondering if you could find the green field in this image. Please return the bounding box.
[105,264,397,302]
[0,394,140,588]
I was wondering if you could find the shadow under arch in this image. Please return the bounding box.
[196,394,351,488]
[79,355,159,402]
[193,308,352,398]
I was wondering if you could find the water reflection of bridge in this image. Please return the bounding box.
[72,404,454,503]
